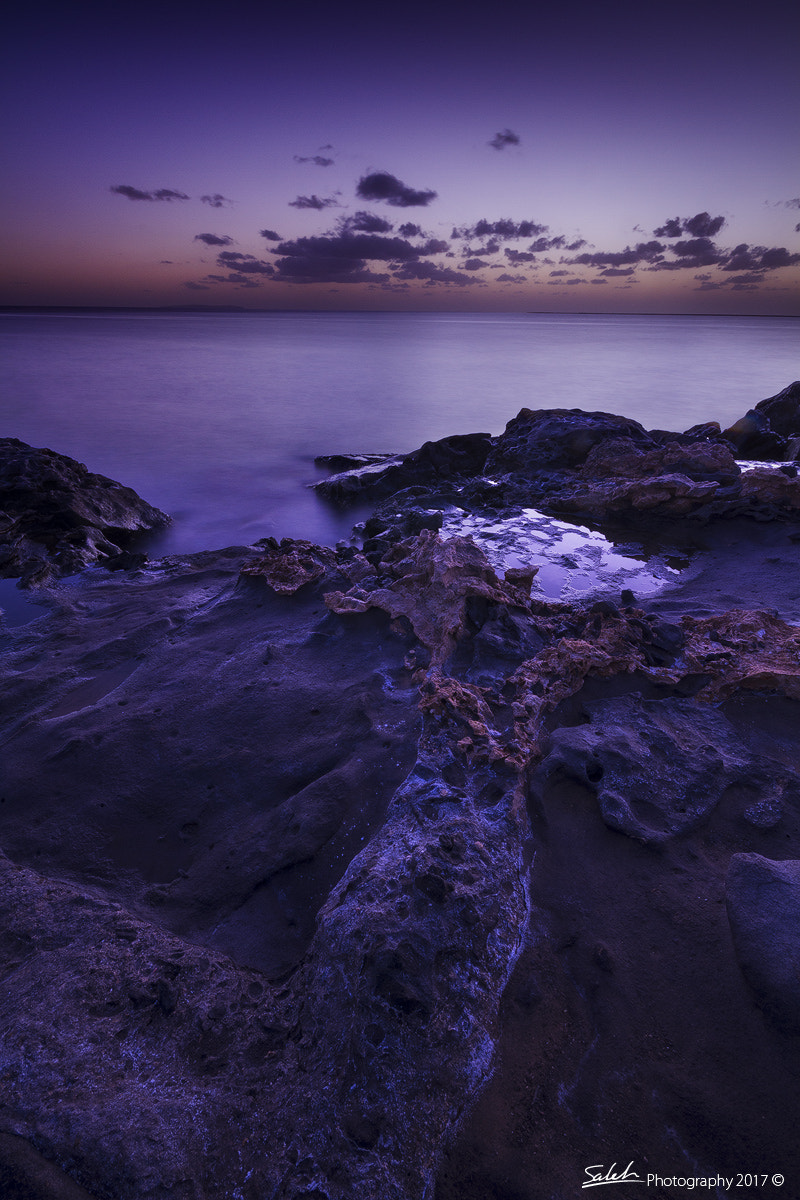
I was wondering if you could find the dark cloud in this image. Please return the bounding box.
[599,267,636,277]
[758,246,800,269]
[294,155,335,167]
[783,198,800,209]
[420,238,449,255]
[489,129,520,151]
[398,222,423,237]
[276,233,422,263]
[259,229,281,241]
[653,212,725,238]
[722,243,800,272]
[356,172,437,207]
[453,218,548,241]
[591,278,608,285]
[111,185,189,202]
[463,258,490,270]
[497,272,527,283]
[392,261,477,286]
[569,241,665,268]
[201,194,232,209]
[272,232,426,284]
[645,237,722,270]
[339,211,394,234]
[653,218,683,238]
[216,251,274,275]
[549,270,569,277]
[289,194,339,210]
[194,233,234,247]
[796,223,800,233]
[504,249,537,263]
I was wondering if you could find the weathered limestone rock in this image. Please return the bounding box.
[0,438,169,583]
[534,696,798,843]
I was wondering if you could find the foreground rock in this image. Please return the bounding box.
[0,438,169,583]
[3,523,800,1196]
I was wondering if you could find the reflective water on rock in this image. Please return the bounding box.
[0,578,46,626]
[441,507,686,601]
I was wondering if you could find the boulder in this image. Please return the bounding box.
[485,408,654,475]
[0,438,169,583]
[726,854,800,1032]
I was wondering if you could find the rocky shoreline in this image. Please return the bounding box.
[1,385,800,1199]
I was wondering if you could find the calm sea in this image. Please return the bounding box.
[1,311,797,556]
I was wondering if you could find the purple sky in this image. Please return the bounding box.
[2,0,799,313]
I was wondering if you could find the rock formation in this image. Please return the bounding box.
[2,387,800,1198]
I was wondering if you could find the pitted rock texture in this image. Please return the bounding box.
[0,438,169,583]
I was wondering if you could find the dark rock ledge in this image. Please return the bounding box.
[1,386,800,1199]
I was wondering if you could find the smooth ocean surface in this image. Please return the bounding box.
[1,311,797,555]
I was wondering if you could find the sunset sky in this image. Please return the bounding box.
[3,0,799,314]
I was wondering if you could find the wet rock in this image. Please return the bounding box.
[722,408,788,460]
[315,432,492,504]
[752,380,800,440]
[0,437,169,584]
[726,854,800,1032]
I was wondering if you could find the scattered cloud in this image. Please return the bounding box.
[398,222,423,237]
[289,194,340,210]
[259,229,282,241]
[489,128,520,151]
[183,281,209,290]
[111,185,189,202]
[294,154,334,167]
[463,258,490,270]
[497,272,527,283]
[194,233,234,247]
[783,198,800,209]
[201,194,232,208]
[356,172,437,207]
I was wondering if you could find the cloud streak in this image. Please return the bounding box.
[111,185,189,202]
[194,233,234,246]
[289,194,340,210]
